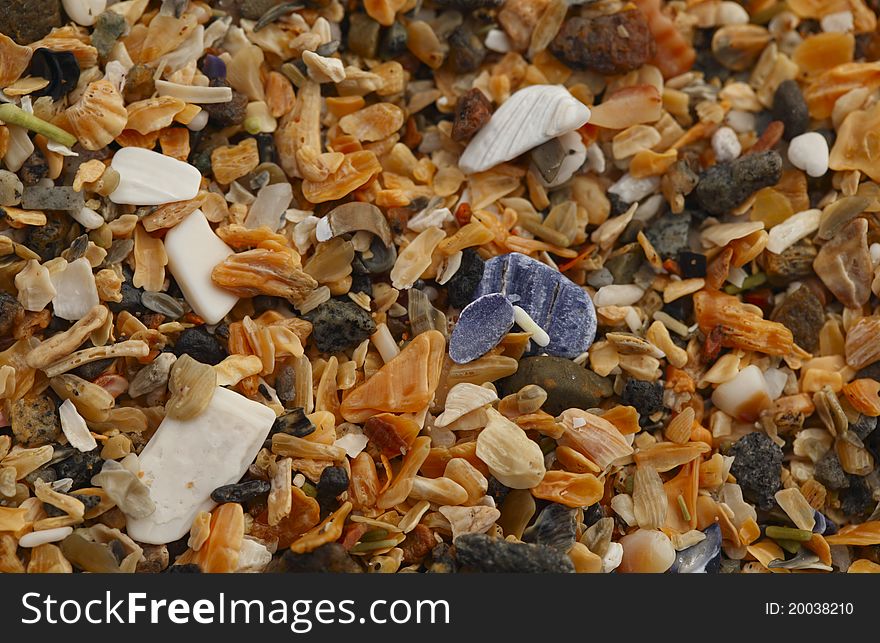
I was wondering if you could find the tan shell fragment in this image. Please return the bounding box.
[211,241,318,306]
[475,408,546,489]
[125,96,187,135]
[339,103,406,142]
[0,34,32,88]
[166,354,218,421]
[845,317,880,369]
[435,383,499,427]
[65,80,128,151]
[813,218,872,309]
[390,227,446,290]
[829,103,880,182]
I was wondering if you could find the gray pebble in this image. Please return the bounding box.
[21,185,84,212]
[695,151,782,216]
[453,533,574,573]
[645,211,692,258]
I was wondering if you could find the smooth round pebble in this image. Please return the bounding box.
[618,529,676,573]
[711,126,741,163]
[787,132,829,178]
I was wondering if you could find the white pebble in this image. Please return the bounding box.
[109,147,201,206]
[711,365,771,422]
[484,28,512,53]
[821,10,854,32]
[787,132,829,178]
[870,242,880,266]
[186,108,210,132]
[18,527,74,548]
[408,206,453,232]
[165,210,239,325]
[70,206,104,230]
[766,208,821,254]
[711,126,742,162]
[585,142,605,174]
[334,432,369,458]
[608,173,660,204]
[763,367,788,400]
[512,305,551,347]
[602,541,624,573]
[593,284,645,307]
[725,109,756,134]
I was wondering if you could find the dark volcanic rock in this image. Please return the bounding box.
[454,533,575,573]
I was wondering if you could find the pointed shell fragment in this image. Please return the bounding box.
[459,85,591,175]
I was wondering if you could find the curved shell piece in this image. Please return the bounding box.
[458,85,591,175]
[65,79,128,151]
[435,383,499,427]
[0,34,32,89]
[315,201,393,247]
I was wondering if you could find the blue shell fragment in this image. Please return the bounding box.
[669,523,722,574]
[449,293,515,364]
[474,253,597,358]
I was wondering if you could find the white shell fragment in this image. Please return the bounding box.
[244,182,292,231]
[459,85,591,175]
[711,365,771,422]
[512,305,551,347]
[435,383,499,427]
[164,210,239,325]
[50,258,100,321]
[155,80,233,104]
[18,527,74,548]
[59,399,97,453]
[126,386,276,544]
[787,132,830,178]
[766,209,821,254]
[236,537,273,572]
[15,260,56,312]
[109,147,202,206]
[62,0,107,26]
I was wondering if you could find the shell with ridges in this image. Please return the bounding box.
[65,80,128,151]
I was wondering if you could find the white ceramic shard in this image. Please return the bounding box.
[458,85,591,175]
[109,147,202,206]
[50,258,99,321]
[164,209,239,325]
[126,386,276,544]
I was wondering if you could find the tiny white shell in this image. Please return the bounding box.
[459,85,591,175]
[435,383,499,427]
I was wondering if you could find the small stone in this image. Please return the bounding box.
[840,475,873,516]
[522,503,577,551]
[360,236,397,274]
[53,450,103,490]
[141,292,185,319]
[454,533,575,573]
[670,523,722,573]
[814,450,849,490]
[0,170,23,206]
[850,415,877,441]
[19,149,49,186]
[770,285,824,353]
[711,126,741,163]
[695,151,783,215]
[269,543,362,573]
[172,326,227,366]
[136,544,169,573]
[813,218,872,309]
[210,479,271,504]
[764,241,817,286]
[550,10,655,75]
[475,253,597,358]
[378,22,408,60]
[727,432,783,510]
[498,356,612,416]
[452,88,492,143]
[128,352,176,398]
[772,80,809,141]
[0,0,61,44]
[446,248,484,309]
[271,408,315,438]
[621,378,664,416]
[677,251,707,278]
[449,293,515,364]
[0,292,24,336]
[10,394,61,448]
[645,212,692,258]
[400,523,435,565]
[605,249,644,284]
[123,64,156,103]
[347,13,380,59]
[316,466,349,506]
[91,10,127,58]
[50,257,99,321]
[240,0,276,20]
[305,299,377,353]
[427,542,458,573]
[448,26,486,74]
[21,186,84,211]
[788,132,829,178]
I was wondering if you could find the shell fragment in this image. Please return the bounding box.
[109,147,202,206]
[126,386,276,544]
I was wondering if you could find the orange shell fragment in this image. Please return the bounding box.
[829,102,880,182]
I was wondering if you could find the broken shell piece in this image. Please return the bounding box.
[164,210,239,325]
[439,505,501,540]
[244,182,292,231]
[92,459,155,520]
[109,147,201,206]
[62,0,107,26]
[390,226,446,290]
[435,383,499,427]
[315,201,392,247]
[58,398,97,453]
[126,387,275,544]
[50,258,99,321]
[475,408,546,489]
[15,260,56,312]
[459,85,591,175]
[711,364,770,422]
[534,130,587,188]
[766,209,820,254]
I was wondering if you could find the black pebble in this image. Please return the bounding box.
[771,79,809,141]
[271,408,315,438]
[255,133,276,164]
[522,503,577,551]
[487,476,510,505]
[695,151,783,216]
[621,379,664,415]
[269,543,362,573]
[426,542,458,573]
[0,292,23,336]
[608,192,631,216]
[583,503,605,527]
[379,22,408,59]
[446,248,485,309]
[850,415,877,442]
[53,450,103,490]
[453,533,574,573]
[26,213,71,262]
[727,432,783,510]
[203,79,248,126]
[305,299,376,353]
[108,276,145,315]
[210,479,271,504]
[19,149,49,185]
[71,357,116,381]
[448,26,486,73]
[317,466,349,504]
[172,326,227,365]
[840,475,874,516]
[814,449,849,490]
